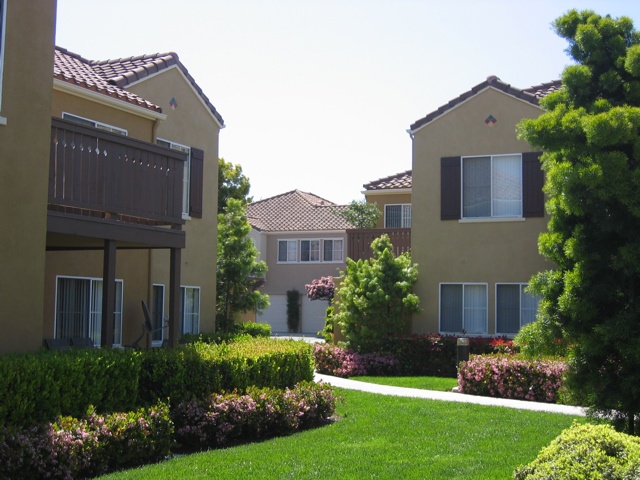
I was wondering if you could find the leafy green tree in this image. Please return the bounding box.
[518,9,640,434]
[218,158,251,214]
[334,234,420,352]
[334,199,382,229]
[216,198,268,332]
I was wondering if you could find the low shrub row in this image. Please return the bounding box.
[181,322,272,344]
[172,381,337,450]
[314,335,497,378]
[514,422,640,479]
[313,344,399,378]
[383,334,497,377]
[0,338,313,429]
[0,381,338,479]
[0,402,172,480]
[458,354,567,403]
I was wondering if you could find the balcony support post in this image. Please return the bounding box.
[168,247,182,347]
[101,239,116,348]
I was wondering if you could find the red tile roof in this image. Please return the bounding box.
[247,190,354,232]
[363,170,412,191]
[54,47,161,112]
[54,47,224,125]
[409,76,561,132]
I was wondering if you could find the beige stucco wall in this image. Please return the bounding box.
[261,232,346,296]
[51,90,156,141]
[364,191,412,228]
[0,0,57,353]
[129,66,220,334]
[411,87,552,335]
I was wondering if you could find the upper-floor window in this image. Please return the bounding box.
[463,154,521,218]
[0,0,6,118]
[440,152,544,221]
[278,238,344,263]
[62,112,128,136]
[157,138,191,217]
[385,204,412,228]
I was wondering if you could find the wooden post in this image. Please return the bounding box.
[101,239,116,348]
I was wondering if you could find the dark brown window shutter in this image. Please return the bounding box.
[189,147,204,218]
[522,151,544,218]
[441,156,461,220]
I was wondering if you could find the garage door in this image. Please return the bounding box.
[301,298,329,336]
[257,295,288,334]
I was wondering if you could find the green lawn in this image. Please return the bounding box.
[100,388,585,479]
[351,375,459,392]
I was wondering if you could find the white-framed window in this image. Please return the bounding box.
[62,112,128,136]
[157,138,191,216]
[385,204,412,228]
[462,154,522,218]
[278,240,298,262]
[496,283,541,335]
[181,286,200,335]
[152,284,165,346]
[278,238,344,263]
[439,283,488,334]
[300,239,321,262]
[55,276,123,347]
[323,239,343,262]
[0,0,6,118]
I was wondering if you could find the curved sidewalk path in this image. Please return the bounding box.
[314,372,587,416]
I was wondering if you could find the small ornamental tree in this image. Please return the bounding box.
[305,277,335,304]
[334,200,382,229]
[334,234,420,353]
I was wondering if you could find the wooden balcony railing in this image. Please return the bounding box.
[49,117,187,226]
[347,228,411,261]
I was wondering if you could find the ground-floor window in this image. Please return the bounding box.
[496,283,540,335]
[181,286,200,335]
[55,276,123,346]
[439,283,488,334]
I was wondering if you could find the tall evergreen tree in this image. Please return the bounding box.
[218,158,251,214]
[518,9,640,434]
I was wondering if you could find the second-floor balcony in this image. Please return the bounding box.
[347,228,411,261]
[49,117,187,229]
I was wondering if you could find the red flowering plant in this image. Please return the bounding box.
[305,277,335,304]
[490,338,517,355]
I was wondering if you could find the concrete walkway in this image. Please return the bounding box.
[314,372,587,416]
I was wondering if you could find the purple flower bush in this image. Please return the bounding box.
[172,381,338,451]
[305,277,335,303]
[457,355,567,403]
[313,343,400,378]
[0,402,172,479]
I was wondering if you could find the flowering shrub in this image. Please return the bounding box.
[458,355,567,403]
[305,277,335,302]
[172,381,337,451]
[0,402,172,479]
[491,338,517,355]
[313,343,399,378]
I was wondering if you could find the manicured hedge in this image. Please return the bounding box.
[514,422,640,479]
[383,334,496,377]
[458,354,567,403]
[0,338,313,429]
[181,322,271,344]
[313,344,399,378]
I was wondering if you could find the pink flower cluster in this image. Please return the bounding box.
[457,355,567,403]
[172,381,337,450]
[313,343,400,378]
[305,277,335,302]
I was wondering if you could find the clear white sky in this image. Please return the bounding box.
[55,1,640,205]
